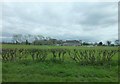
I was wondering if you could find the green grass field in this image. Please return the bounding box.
[1,44,119,82]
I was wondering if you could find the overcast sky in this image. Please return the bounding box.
[2,2,118,42]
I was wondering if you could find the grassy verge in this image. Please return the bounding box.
[2,61,118,82]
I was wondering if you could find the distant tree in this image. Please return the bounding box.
[23,34,34,44]
[106,41,111,46]
[37,35,44,40]
[25,40,29,45]
[115,40,120,45]
[27,34,32,42]
[23,35,29,42]
[79,40,82,45]
[49,39,57,45]
[94,42,98,46]
[13,34,22,44]
[13,35,18,43]
[82,42,89,45]
[98,42,103,46]
[111,44,114,46]
[12,34,34,45]
[46,37,51,40]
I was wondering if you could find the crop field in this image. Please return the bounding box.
[1,44,119,82]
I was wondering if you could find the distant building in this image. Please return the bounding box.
[62,40,81,46]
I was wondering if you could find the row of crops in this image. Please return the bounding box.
[1,48,119,65]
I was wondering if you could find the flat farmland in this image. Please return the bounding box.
[1,44,119,82]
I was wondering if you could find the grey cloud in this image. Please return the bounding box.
[2,2,118,42]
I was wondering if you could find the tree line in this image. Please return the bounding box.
[2,34,120,46]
